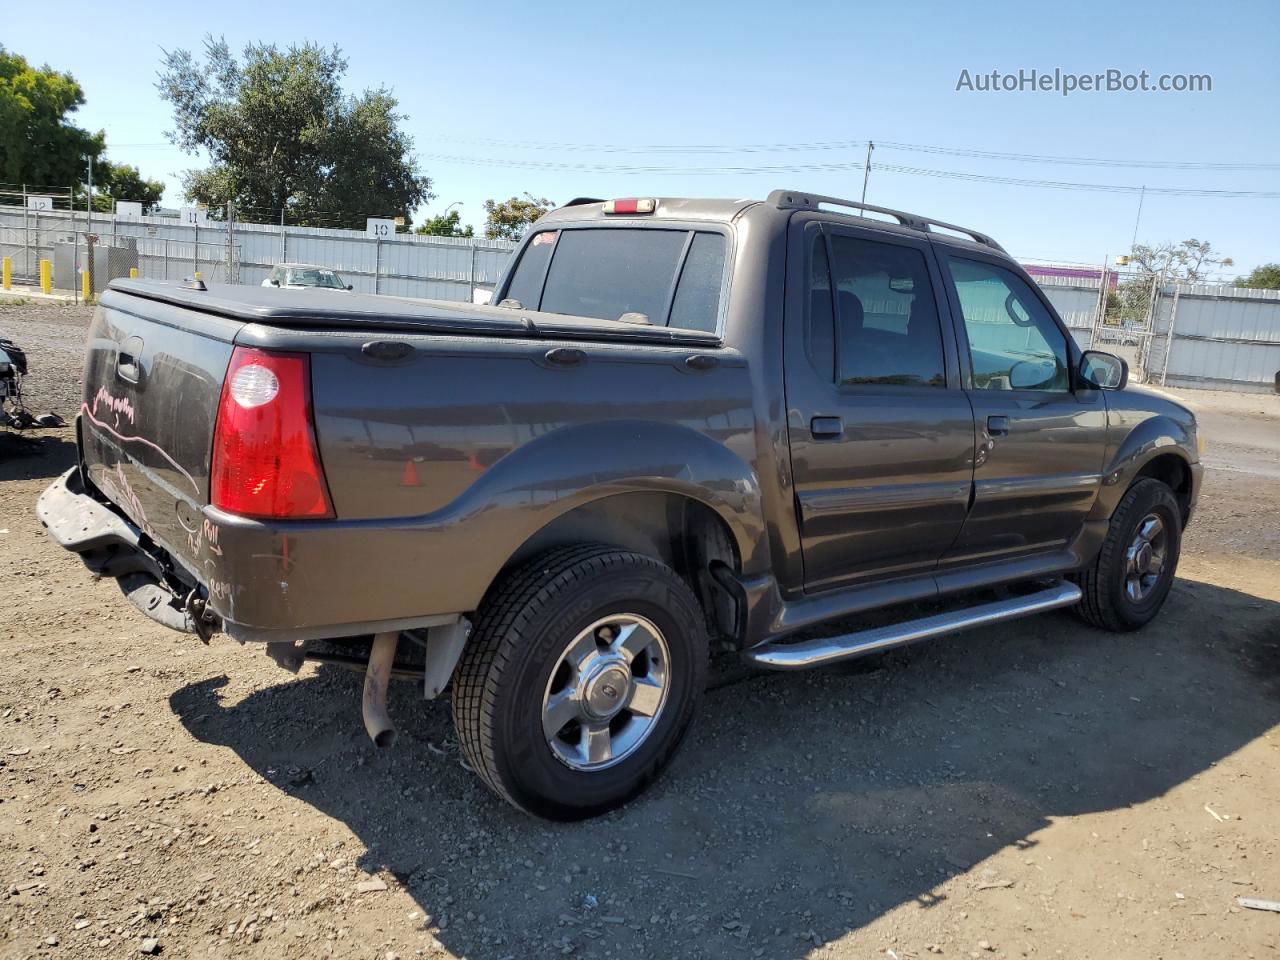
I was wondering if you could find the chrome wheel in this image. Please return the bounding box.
[1124,512,1168,603]
[541,614,671,772]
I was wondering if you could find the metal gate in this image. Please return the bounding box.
[1033,266,1157,381]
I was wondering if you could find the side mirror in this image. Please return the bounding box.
[1008,358,1057,390]
[270,279,281,287]
[346,284,353,291]
[1079,350,1128,390]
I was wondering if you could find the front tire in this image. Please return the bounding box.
[1073,478,1182,632]
[451,544,708,820]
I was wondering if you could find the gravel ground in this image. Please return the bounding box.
[1,301,1277,960]
[0,297,90,425]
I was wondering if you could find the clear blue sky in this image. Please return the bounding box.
[9,0,1278,276]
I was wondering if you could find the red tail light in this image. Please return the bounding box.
[210,347,333,519]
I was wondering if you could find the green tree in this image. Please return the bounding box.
[1116,238,1234,319]
[157,36,433,227]
[416,209,473,237]
[2,47,165,215]
[0,46,103,190]
[98,162,165,211]
[1127,239,1233,283]
[74,162,166,213]
[1234,263,1280,290]
[483,193,553,240]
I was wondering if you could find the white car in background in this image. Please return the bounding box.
[262,263,353,290]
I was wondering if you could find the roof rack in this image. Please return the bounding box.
[767,189,1006,253]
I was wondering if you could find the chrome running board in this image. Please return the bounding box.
[742,580,1081,671]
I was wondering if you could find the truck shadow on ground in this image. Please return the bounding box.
[170,576,1279,960]
[0,429,77,480]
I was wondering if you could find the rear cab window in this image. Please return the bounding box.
[502,227,728,333]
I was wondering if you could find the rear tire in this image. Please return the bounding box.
[1073,478,1182,632]
[451,544,708,820]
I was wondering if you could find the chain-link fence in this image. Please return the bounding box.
[1091,266,1160,380]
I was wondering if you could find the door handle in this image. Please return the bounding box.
[987,415,1010,437]
[811,416,843,439]
[117,352,140,383]
[118,336,143,384]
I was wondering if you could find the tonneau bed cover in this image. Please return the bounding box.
[105,279,723,347]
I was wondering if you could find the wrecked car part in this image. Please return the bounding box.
[184,589,217,644]
[118,573,196,633]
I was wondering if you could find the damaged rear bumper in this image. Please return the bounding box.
[37,466,462,645]
[36,467,217,637]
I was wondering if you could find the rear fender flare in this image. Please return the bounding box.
[457,419,769,601]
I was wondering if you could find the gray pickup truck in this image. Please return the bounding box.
[38,190,1202,819]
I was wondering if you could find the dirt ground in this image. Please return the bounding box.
[1,298,1277,960]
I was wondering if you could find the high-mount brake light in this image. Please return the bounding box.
[602,198,657,215]
[210,347,333,519]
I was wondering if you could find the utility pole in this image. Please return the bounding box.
[1130,185,1145,252]
[860,141,875,205]
[22,184,29,278]
[226,201,235,283]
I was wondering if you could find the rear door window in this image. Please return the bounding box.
[504,227,727,332]
[831,235,947,388]
[807,233,948,388]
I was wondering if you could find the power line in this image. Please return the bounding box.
[426,138,875,155]
[418,153,1280,199]
[873,140,1280,171]
[107,136,1280,171]
[426,136,1280,171]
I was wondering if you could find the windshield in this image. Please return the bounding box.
[287,267,346,289]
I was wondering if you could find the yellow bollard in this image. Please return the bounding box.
[81,269,91,302]
[129,267,138,279]
[1,257,10,291]
[39,259,52,294]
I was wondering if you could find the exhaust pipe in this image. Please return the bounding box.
[362,631,399,748]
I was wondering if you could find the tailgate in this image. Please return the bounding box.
[80,288,243,573]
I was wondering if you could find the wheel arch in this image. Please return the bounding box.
[1091,414,1197,526]
[1132,452,1194,526]
[493,489,743,642]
